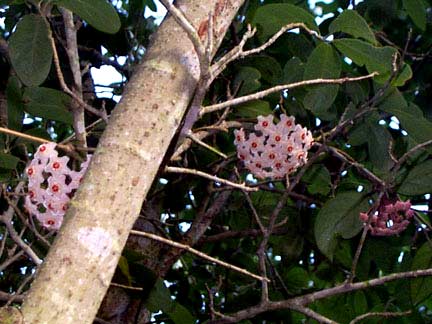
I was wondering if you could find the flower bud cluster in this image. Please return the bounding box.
[234,114,313,179]
[25,142,91,230]
[360,200,414,236]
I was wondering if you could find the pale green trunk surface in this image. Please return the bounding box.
[21,1,244,323]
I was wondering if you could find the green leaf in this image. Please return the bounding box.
[329,10,376,44]
[283,267,310,293]
[234,100,272,118]
[8,14,52,87]
[252,4,318,42]
[411,242,432,304]
[398,160,432,196]
[6,76,24,131]
[144,0,157,12]
[118,256,132,286]
[282,57,305,84]
[233,67,261,96]
[403,0,427,31]
[314,191,369,260]
[366,122,393,172]
[333,39,412,85]
[23,87,73,124]
[242,56,282,85]
[56,0,121,34]
[379,88,432,153]
[303,43,341,115]
[351,291,368,315]
[302,164,332,195]
[0,152,20,169]
[145,278,195,324]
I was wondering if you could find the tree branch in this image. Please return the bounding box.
[130,230,269,282]
[165,166,258,191]
[200,73,378,116]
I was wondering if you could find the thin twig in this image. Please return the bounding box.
[47,23,108,121]
[0,127,71,151]
[393,139,432,172]
[165,166,258,191]
[200,73,378,116]
[110,282,143,291]
[130,230,269,282]
[0,184,42,265]
[349,191,385,282]
[171,121,241,161]
[211,23,324,82]
[60,8,87,148]
[289,304,337,324]
[0,290,25,303]
[349,310,411,324]
[323,144,386,188]
[187,132,228,159]
[6,271,35,306]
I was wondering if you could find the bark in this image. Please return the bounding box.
[21,1,244,323]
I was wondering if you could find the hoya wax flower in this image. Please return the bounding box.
[25,142,91,230]
[234,114,313,179]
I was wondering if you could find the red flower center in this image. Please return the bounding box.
[262,121,269,127]
[252,142,258,148]
[275,135,281,142]
[39,146,46,152]
[275,162,282,168]
[53,162,60,169]
[47,220,55,226]
[287,146,293,152]
[239,154,245,160]
[29,190,35,198]
[286,121,292,127]
[255,163,262,168]
[62,205,67,211]
[236,135,241,141]
[48,203,53,210]
[52,184,59,192]
[269,153,275,159]
[301,133,306,140]
[27,168,34,176]
[297,153,304,160]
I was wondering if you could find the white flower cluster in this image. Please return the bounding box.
[25,142,91,230]
[234,114,313,179]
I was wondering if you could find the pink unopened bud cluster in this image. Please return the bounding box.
[25,142,91,230]
[234,114,313,179]
[360,200,414,236]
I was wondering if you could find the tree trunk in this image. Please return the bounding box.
[21,1,244,323]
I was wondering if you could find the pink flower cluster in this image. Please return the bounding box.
[234,114,313,179]
[360,200,414,236]
[25,142,91,230]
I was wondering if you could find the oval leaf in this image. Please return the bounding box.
[379,88,432,154]
[411,242,432,304]
[329,10,376,44]
[398,160,432,196]
[333,39,400,84]
[0,152,20,169]
[303,43,341,115]
[8,14,52,87]
[403,0,426,31]
[56,0,121,34]
[314,191,369,261]
[252,4,318,42]
[23,87,73,124]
